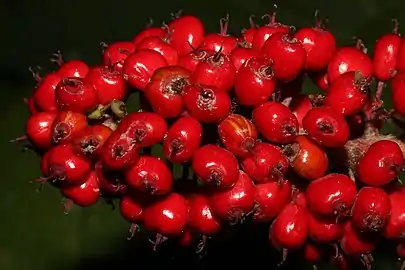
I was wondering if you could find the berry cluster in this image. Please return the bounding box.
[14,7,405,270]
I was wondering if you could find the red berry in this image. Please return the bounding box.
[190,50,236,93]
[84,65,127,105]
[373,26,401,81]
[290,95,314,129]
[238,15,258,47]
[122,49,168,91]
[397,38,405,72]
[120,193,144,224]
[340,221,376,260]
[306,173,357,218]
[304,242,322,266]
[183,84,231,123]
[252,11,289,51]
[325,71,370,116]
[71,125,113,159]
[136,36,179,66]
[51,111,88,144]
[95,161,127,197]
[283,135,329,180]
[392,71,405,116]
[102,41,136,72]
[309,70,329,92]
[144,66,191,118]
[201,15,237,55]
[302,106,350,147]
[292,183,307,208]
[133,26,167,47]
[241,142,289,183]
[261,30,306,82]
[384,191,405,239]
[143,193,188,236]
[187,194,221,235]
[327,45,373,84]
[230,47,261,71]
[24,112,57,149]
[253,101,299,144]
[252,179,292,223]
[218,114,258,158]
[352,187,391,232]
[270,202,309,250]
[178,49,213,73]
[168,15,205,56]
[55,77,99,113]
[357,140,404,186]
[294,13,336,71]
[61,170,100,207]
[125,156,173,196]
[208,170,255,224]
[192,144,239,188]
[234,57,276,107]
[25,97,40,115]
[33,72,61,112]
[162,116,203,164]
[54,56,89,79]
[308,212,343,243]
[46,143,92,185]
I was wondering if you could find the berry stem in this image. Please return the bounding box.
[354,38,368,54]
[314,10,321,28]
[392,18,400,35]
[249,14,257,28]
[10,135,27,143]
[170,9,183,19]
[100,42,109,54]
[262,4,278,25]
[28,66,42,83]
[146,17,154,28]
[111,100,127,118]
[374,81,385,108]
[50,50,64,66]
[219,14,230,36]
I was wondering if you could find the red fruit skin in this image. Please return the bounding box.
[47,143,92,185]
[40,149,54,177]
[230,47,261,71]
[84,65,127,105]
[270,203,309,249]
[51,111,88,144]
[125,156,173,196]
[187,194,221,235]
[306,173,357,218]
[102,41,136,72]
[392,71,405,116]
[144,66,191,118]
[55,77,99,113]
[308,212,343,243]
[340,221,376,256]
[119,194,144,223]
[304,242,322,263]
[143,193,188,236]
[201,34,237,56]
[252,179,292,223]
[325,71,369,116]
[71,125,113,159]
[168,15,205,56]
[261,32,306,82]
[294,26,336,71]
[26,97,40,115]
[183,84,231,123]
[122,49,168,91]
[61,171,100,207]
[302,106,350,147]
[95,161,127,197]
[239,27,257,47]
[397,39,405,71]
[25,112,57,149]
[327,47,373,84]
[190,52,236,93]
[373,33,401,81]
[178,49,213,73]
[133,27,167,47]
[191,144,239,188]
[241,142,289,183]
[218,114,258,158]
[57,60,89,79]
[208,170,255,223]
[252,23,289,51]
[351,187,391,232]
[136,36,179,66]
[234,57,276,107]
[162,116,203,164]
[253,101,299,144]
[357,140,404,186]
[397,242,405,259]
[290,95,313,128]
[117,112,168,147]
[33,72,61,112]
[309,70,330,92]
[384,191,405,239]
[285,135,329,181]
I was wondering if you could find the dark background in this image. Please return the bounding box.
[1,0,405,269]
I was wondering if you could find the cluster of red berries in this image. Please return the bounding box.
[14,7,405,270]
